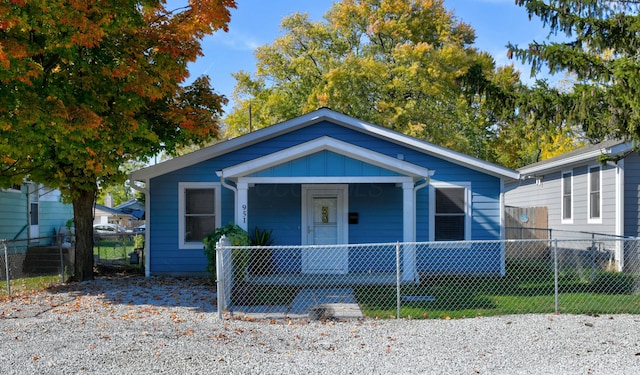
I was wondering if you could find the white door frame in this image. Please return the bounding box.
[301,184,349,273]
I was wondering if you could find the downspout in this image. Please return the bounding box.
[413,172,434,237]
[130,178,150,277]
[402,172,433,284]
[216,171,238,224]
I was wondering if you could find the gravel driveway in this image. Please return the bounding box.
[1,275,640,374]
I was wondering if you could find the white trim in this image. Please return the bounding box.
[238,176,415,184]
[221,136,433,180]
[499,179,505,241]
[587,164,602,224]
[518,141,632,175]
[428,181,472,242]
[616,160,624,237]
[3,184,22,193]
[301,184,349,246]
[178,182,221,250]
[131,108,519,181]
[616,160,625,271]
[560,170,573,224]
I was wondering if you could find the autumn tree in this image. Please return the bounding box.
[508,0,640,145]
[0,0,235,281]
[225,0,520,161]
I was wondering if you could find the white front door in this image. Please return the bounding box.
[301,185,348,274]
[28,183,39,240]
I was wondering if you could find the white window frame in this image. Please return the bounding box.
[429,181,471,242]
[3,184,22,193]
[178,182,221,249]
[561,170,573,224]
[587,165,602,224]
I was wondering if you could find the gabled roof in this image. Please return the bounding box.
[130,108,519,181]
[94,203,126,216]
[219,136,434,180]
[519,139,633,175]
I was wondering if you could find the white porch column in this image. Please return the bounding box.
[402,181,417,282]
[236,182,249,231]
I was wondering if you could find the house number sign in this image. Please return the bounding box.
[242,204,247,223]
[322,206,329,223]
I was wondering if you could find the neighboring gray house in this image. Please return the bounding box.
[505,140,640,270]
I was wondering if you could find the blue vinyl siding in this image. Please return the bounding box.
[146,120,505,275]
[416,243,503,275]
[252,150,401,177]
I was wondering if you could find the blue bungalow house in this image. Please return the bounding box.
[130,108,519,279]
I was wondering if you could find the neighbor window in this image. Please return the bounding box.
[430,184,470,241]
[588,166,601,222]
[561,171,572,222]
[178,182,221,249]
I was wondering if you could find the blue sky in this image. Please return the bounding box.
[182,0,554,110]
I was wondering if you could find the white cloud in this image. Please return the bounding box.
[208,30,262,51]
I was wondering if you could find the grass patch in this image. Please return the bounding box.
[354,260,640,319]
[94,237,135,261]
[0,274,63,297]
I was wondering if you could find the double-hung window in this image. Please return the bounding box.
[588,165,601,222]
[430,183,470,241]
[178,182,221,249]
[561,171,573,223]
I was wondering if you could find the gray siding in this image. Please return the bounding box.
[505,163,619,237]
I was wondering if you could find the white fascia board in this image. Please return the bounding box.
[519,150,607,175]
[238,176,414,184]
[130,110,333,181]
[314,110,520,180]
[220,136,433,179]
[519,142,633,175]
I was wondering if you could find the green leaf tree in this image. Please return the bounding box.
[225,0,521,161]
[0,0,235,281]
[508,0,640,144]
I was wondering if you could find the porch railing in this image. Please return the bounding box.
[215,237,640,320]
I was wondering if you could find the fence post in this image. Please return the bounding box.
[58,236,65,284]
[2,240,9,295]
[396,242,401,319]
[553,239,559,314]
[216,235,231,320]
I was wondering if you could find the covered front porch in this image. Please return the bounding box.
[216,136,434,282]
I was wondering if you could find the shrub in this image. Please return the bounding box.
[203,224,249,277]
[248,227,275,276]
[591,271,636,294]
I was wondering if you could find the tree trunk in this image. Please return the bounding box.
[72,187,96,281]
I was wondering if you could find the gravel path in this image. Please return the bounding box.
[1,275,640,374]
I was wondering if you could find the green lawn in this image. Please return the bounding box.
[93,236,136,261]
[1,274,63,296]
[354,261,640,319]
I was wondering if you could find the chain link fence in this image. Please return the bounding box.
[1,231,144,295]
[93,232,144,268]
[215,238,640,320]
[1,234,75,295]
